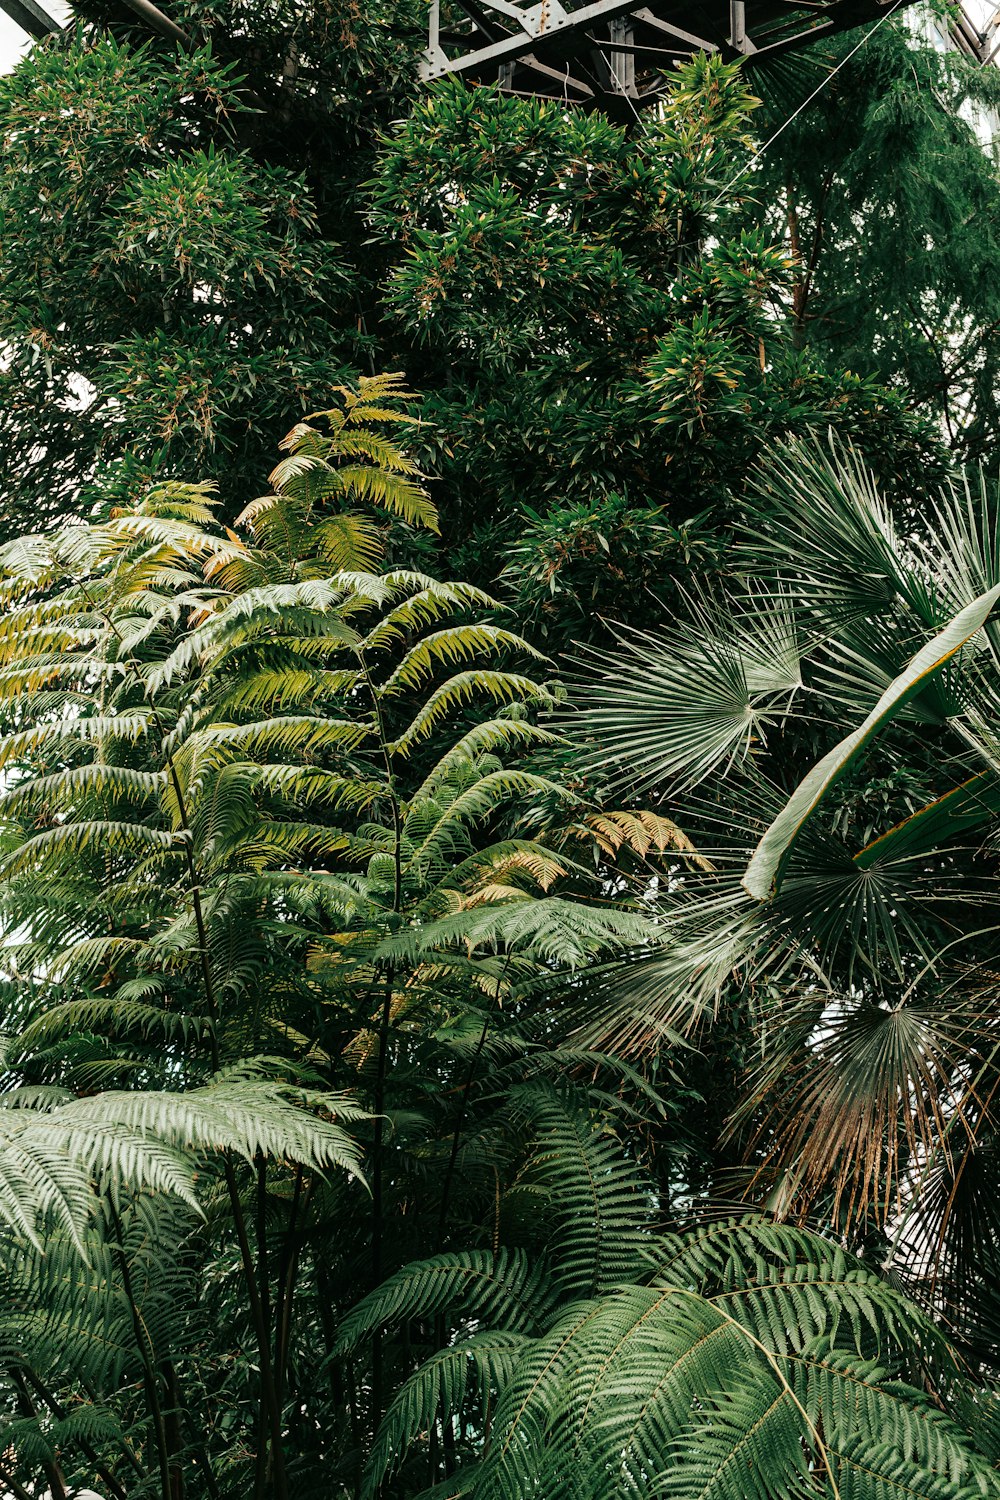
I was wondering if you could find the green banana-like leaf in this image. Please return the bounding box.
[854,770,1000,869]
[744,583,1000,900]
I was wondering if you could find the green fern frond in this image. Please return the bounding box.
[413,719,563,801]
[379,898,656,968]
[362,582,500,653]
[390,674,551,757]
[333,1250,552,1358]
[186,715,371,761]
[0,822,181,881]
[325,461,439,533]
[381,625,548,696]
[57,1078,367,1181]
[0,712,154,772]
[365,1332,530,1500]
[313,512,385,572]
[407,772,569,885]
[515,1087,653,1297]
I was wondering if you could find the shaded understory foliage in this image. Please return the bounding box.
[3,3,1000,1497]
[0,381,995,1500]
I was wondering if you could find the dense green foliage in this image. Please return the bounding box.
[576,441,1000,1349]
[0,0,967,634]
[751,18,1000,460]
[4,3,1000,1498]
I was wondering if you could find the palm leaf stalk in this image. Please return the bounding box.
[570,436,1000,1358]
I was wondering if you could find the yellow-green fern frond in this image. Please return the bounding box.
[381,625,548,696]
[390,674,552,757]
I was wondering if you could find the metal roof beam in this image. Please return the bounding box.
[422,0,647,80]
[0,0,61,39]
[421,0,935,105]
[118,0,191,47]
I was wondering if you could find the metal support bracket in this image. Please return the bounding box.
[0,0,61,40]
[421,0,927,107]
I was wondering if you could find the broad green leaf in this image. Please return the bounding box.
[744,583,1000,900]
[854,770,1000,869]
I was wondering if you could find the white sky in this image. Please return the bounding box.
[0,10,34,71]
[0,1,71,73]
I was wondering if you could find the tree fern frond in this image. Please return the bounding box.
[55,1079,367,1185]
[17,994,208,1052]
[0,765,166,819]
[381,626,548,696]
[313,512,385,572]
[0,712,154,772]
[333,1250,552,1357]
[186,715,371,762]
[414,719,562,802]
[407,772,569,885]
[378,898,656,969]
[362,583,501,654]
[0,822,181,881]
[150,581,362,687]
[584,809,714,868]
[364,1333,530,1500]
[390,674,551,757]
[514,1087,653,1297]
[656,1378,812,1500]
[324,461,439,533]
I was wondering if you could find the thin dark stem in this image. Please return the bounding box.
[225,1156,289,1500]
[107,1198,174,1500]
[0,1462,35,1500]
[371,962,394,1425]
[85,589,290,1500]
[436,960,510,1252]
[165,736,289,1500]
[24,1372,130,1500]
[256,1154,273,1354]
[254,1154,274,1500]
[9,1370,69,1500]
[253,1405,268,1500]
[163,1360,187,1500]
[274,1168,311,1402]
[428,961,509,1487]
[181,1415,221,1500]
[78,1372,146,1478]
[360,653,402,1428]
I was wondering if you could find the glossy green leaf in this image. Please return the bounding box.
[854,770,1000,869]
[744,583,1000,900]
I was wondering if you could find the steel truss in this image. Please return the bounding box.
[1,0,60,39]
[1,0,998,111]
[420,0,973,112]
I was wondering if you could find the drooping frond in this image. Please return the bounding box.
[389,673,551,756]
[469,1220,991,1500]
[365,1333,530,1500]
[511,1086,653,1297]
[333,1249,553,1357]
[743,583,1000,901]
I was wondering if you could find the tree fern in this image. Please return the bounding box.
[467,1222,998,1500]
[334,1249,553,1357]
[364,1333,530,1500]
[0,376,658,1498]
